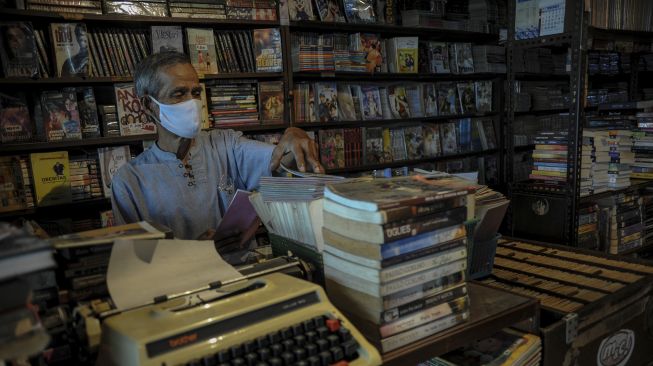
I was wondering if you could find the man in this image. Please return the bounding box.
[111,51,323,243]
[61,24,89,76]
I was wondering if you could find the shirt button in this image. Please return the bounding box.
[183,173,189,177]
[188,182,194,187]
[178,164,183,168]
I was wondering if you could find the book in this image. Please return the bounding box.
[113,83,157,136]
[325,175,475,211]
[395,37,418,73]
[0,156,28,213]
[405,85,423,118]
[0,232,54,281]
[390,128,407,161]
[97,146,131,198]
[343,0,376,23]
[318,129,345,169]
[76,87,101,138]
[0,92,32,143]
[437,82,459,115]
[363,126,384,164]
[150,26,183,53]
[50,23,89,77]
[315,82,338,122]
[253,28,283,72]
[423,124,442,158]
[40,90,82,141]
[0,22,39,78]
[475,81,493,113]
[314,0,345,22]
[288,0,316,20]
[30,151,72,207]
[49,221,168,249]
[360,85,383,120]
[356,33,383,72]
[199,83,210,129]
[388,85,411,119]
[457,82,476,114]
[428,41,450,74]
[258,81,284,124]
[324,205,467,243]
[404,125,424,160]
[423,83,438,117]
[440,123,458,155]
[186,28,219,75]
[336,84,357,121]
[453,43,474,74]
[323,193,466,225]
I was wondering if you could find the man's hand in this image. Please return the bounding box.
[270,127,324,173]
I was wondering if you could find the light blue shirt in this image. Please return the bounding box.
[111,129,274,239]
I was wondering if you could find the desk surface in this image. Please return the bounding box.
[382,281,539,365]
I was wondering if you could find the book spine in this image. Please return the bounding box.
[99,31,118,76]
[381,238,465,267]
[380,259,467,296]
[379,295,468,338]
[111,29,130,76]
[382,206,467,242]
[380,311,469,353]
[381,224,466,260]
[116,31,134,75]
[89,32,109,77]
[380,246,467,282]
[380,283,468,325]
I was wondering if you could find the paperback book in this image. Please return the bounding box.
[114,83,157,136]
[0,22,39,78]
[258,81,284,124]
[151,26,183,53]
[50,23,89,77]
[0,93,32,143]
[253,28,283,72]
[186,28,219,75]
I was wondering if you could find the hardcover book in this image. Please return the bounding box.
[40,90,82,141]
[0,92,32,143]
[258,81,284,124]
[30,151,72,207]
[151,26,183,54]
[76,87,101,138]
[288,0,316,20]
[98,145,131,198]
[50,23,89,77]
[315,82,338,122]
[186,28,219,75]
[114,83,157,136]
[0,22,39,78]
[253,28,283,72]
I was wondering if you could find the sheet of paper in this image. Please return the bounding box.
[107,239,241,310]
[218,189,257,235]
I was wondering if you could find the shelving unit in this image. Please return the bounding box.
[504,0,653,248]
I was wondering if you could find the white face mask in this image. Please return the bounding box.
[149,96,202,139]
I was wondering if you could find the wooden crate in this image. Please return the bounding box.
[479,238,653,366]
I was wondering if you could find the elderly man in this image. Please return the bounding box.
[111,51,322,243]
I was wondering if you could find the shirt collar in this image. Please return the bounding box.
[151,139,203,163]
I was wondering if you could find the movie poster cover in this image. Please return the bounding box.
[259,81,284,124]
[50,23,89,77]
[0,92,32,143]
[0,22,39,77]
[41,90,82,141]
[253,28,283,72]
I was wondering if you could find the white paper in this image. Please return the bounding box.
[539,0,565,36]
[107,239,241,310]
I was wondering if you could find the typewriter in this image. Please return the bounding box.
[98,272,382,366]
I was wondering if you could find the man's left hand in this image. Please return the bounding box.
[270,127,324,173]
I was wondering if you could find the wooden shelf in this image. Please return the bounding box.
[294,112,499,129]
[0,73,283,85]
[325,149,498,174]
[0,135,156,154]
[289,21,499,41]
[0,9,279,27]
[382,282,539,365]
[293,71,501,81]
[213,124,288,132]
[514,108,570,116]
[514,72,570,81]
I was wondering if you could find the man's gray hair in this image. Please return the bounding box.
[134,51,191,99]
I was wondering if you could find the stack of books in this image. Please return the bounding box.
[69,155,103,202]
[529,131,568,183]
[577,203,600,250]
[226,0,277,21]
[594,129,634,189]
[169,0,227,19]
[26,0,102,14]
[472,45,506,73]
[631,112,653,179]
[206,81,260,127]
[597,193,644,254]
[292,33,335,72]
[321,176,477,353]
[580,131,597,196]
[641,187,653,248]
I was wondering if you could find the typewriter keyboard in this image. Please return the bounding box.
[185,315,361,366]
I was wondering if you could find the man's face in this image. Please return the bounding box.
[149,63,202,117]
[77,32,88,50]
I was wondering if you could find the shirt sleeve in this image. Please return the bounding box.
[233,134,275,191]
[110,172,143,225]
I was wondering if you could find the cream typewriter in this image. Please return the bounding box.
[98,272,382,366]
